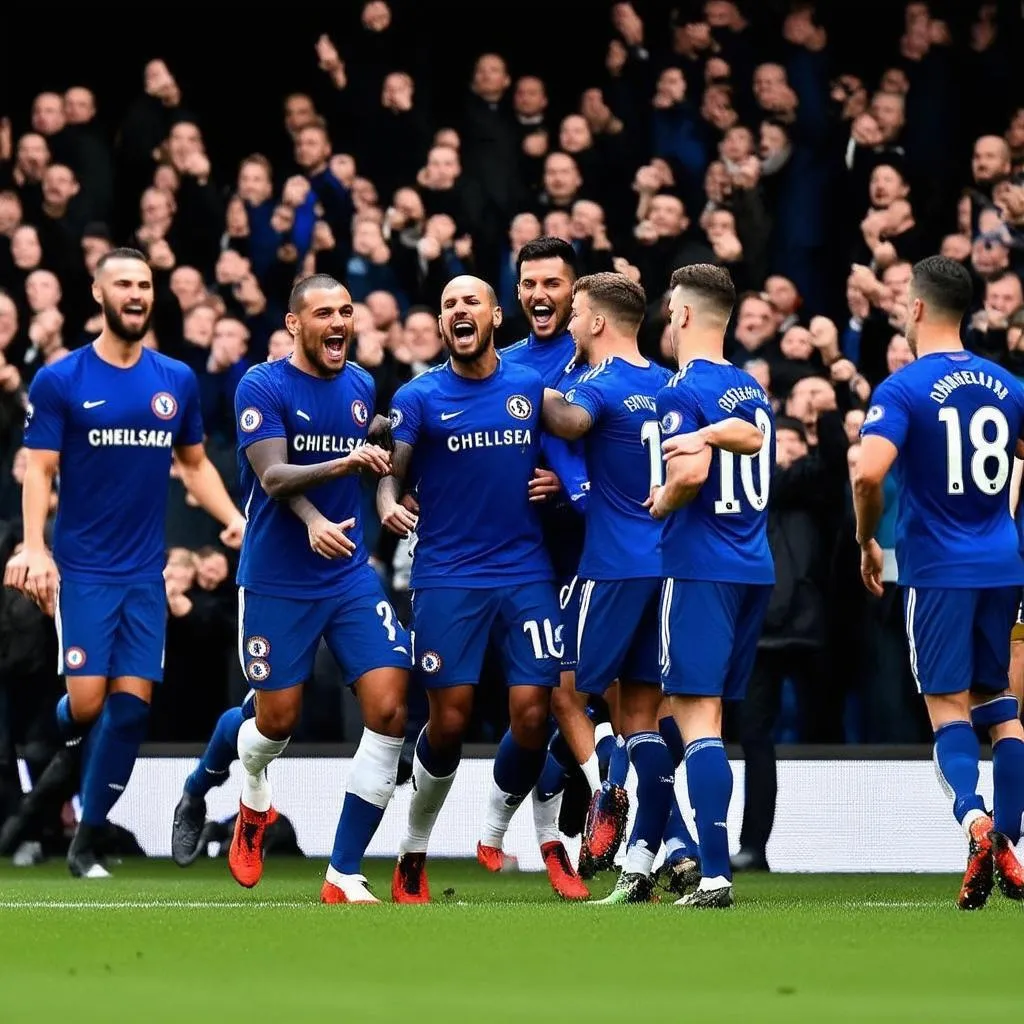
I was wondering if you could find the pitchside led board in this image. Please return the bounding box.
[25,756,988,873]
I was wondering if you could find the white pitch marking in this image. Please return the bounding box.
[0,900,314,910]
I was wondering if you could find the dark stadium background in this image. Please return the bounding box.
[3,0,973,181]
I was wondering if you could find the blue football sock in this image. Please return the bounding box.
[536,750,568,802]
[184,706,243,799]
[417,727,461,778]
[608,735,628,788]
[622,732,674,876]
[241,691,257,720]
[330,730,403,875]
[79,693,150,828]
[993,737,1024,843]
[659,715,686,767]
[663,794,700,863]
[933,721,986,826]
[684,737,733,882]
[493,729,547,799]
[56,693,89,746]
[596,733,615,776]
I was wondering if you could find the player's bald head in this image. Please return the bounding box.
[669,263,736,327]
[441,275,498,309]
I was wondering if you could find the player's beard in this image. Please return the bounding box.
[446,324,493,364]
[103,298,153,343]
[302,332,347,377]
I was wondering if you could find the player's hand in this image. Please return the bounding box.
[219,513,247,550]
[662,432,707,459]
[644,485,667,519]
[343,444,392,477]
[5,547,59,617]
[309,516,357,559]
[528,468,562,503]
[859,538,884,598]
[381,499,418,538]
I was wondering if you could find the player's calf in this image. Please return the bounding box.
[478,728,547,868]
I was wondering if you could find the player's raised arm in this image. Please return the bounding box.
[377,440,418,536]
[662,417,765,458]
[541,386,593,440]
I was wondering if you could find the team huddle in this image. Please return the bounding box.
[6,240,1024,909]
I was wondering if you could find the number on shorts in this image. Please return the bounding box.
[523,618,564,660]
[376,600,397,642]
[641,420,664,490]
[714,406,772,515]
[938,406,1010,497]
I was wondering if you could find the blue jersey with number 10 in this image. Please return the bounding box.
[566,357,672,579]
[655,359,775,585]
[860,351,1024,588]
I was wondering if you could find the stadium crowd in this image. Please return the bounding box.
[0,0,1022,803]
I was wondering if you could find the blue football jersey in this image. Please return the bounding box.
[500,330,577,388]
[503,330,589,510]
[860,351,1024,588]
[656,359,775,585]
[23,344,204,582]
[235,358,375,598]
[389,358,553,589]
[566,357,672,579]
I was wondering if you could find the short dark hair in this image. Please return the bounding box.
[573,272,646,329]
[910,255,974,321]
[288,273,344,313]
[669,263,737,320]
[516,236,578,279]
[95,247,148,274]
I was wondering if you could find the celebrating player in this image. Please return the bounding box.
[477,236,591,899]
[854,255,1024,910]
[649,264,776,909]
[4,247,245,878]
[538,272,675,903]
[380,275,562,904]
[173,274,411,903]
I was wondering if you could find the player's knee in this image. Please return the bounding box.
[509,697,550,746]
[254,704,298,741]
[363,694,407,738]
[432,704,470,748]
[69,689,105,726]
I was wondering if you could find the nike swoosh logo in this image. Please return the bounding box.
[297,410,311,421]
[440,411,464,421]
[83,400,106,409]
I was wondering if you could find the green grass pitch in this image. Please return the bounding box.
[0,858,1019,1021]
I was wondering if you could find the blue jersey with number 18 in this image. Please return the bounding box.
[655,359,775,585]
[860,351,1024,588]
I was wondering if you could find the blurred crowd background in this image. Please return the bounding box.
[0,0,1022,796]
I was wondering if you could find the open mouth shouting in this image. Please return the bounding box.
[530,302,555,334]
[450,317,477,345]
[323,332,347,364]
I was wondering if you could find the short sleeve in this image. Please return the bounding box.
[860,378,909,450]
[656,378,702,438]
[389,382,422,447]
[234,369,286,449]
[23,366,67,452]
[564,376,605,424]
[175,368,205,447]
